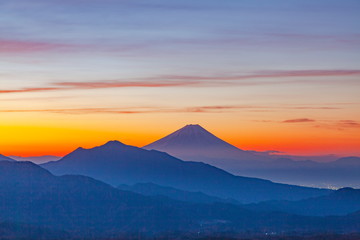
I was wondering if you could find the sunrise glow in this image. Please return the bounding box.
[1,1,359,157]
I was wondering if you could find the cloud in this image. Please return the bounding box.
[0,107,227,115]
[1,69,359,95]
[0,39,74,53]
[0,108,152,114]
[0,80,201,94]
[55,80,200,89]
[0,87,59,94]
[288,106,341,110]
[190,105,341,111]
[282,118,316,123]
[159,70,360,81]
[267,33,360,44]
[185,105,266,112]
[313,120,360,131]
[0,104,343,115]
[279,118,360,130]
[338,120,360,128]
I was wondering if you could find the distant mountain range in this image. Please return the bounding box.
[42,140,329,203]
[119,183,360,216]
[144,124,360,188]
[246,187,360,216]
[0,154,14,162]
[9,155,61,164]
[234,156,360,188]
[3,124,359,188]
[1,161,359,239]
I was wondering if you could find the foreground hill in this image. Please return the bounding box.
[0,161,215,235]
[0,161,359,238]
[0,222,70,240]
[42,140,329,203]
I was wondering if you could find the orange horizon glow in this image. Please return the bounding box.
[1,120,359,158]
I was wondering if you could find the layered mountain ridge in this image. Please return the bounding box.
[0,160,359,238]
[144,124,360,188]
[42,140,329,203]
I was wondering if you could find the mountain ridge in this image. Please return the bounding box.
[0,154,15,162]
[1,161,359,238]
[144,124,264,161]
[246,187,360,216]
[143,124,360,188]
[42,140,330,203]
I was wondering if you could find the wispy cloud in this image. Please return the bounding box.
[282,118,316,123]
[1,69,359,94]
[0,87,59,94]
[0,39,75,53]
[314,120,360,131]
[338,120,360,128]
[55,80,200,89]
[158,70,360,81]
[0,106,237,115]
[0,104,344,115]
[267,33,360,45]
[0,108,153,114]
[0,80,201,94]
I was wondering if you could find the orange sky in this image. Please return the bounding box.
[1,108,360,157]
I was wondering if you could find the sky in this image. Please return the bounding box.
[1,0,360,157]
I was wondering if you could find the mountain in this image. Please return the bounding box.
[144,124,264,161]
[0,154,15,162]
[1,161,360,238]
[143,125,360,188]
[331,157,360,166]
[246,187,360,216]
[10,155,61,164]
[0,161,205,235]
[118,182,239,204]
[235,157,360,188]
[42,140,329,203]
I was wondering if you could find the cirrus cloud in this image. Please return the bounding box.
[282,118,316,123]
[1,69,360,95]
[0,39,76,53]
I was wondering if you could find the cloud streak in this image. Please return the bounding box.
[0,87,60,94]
[55,80,200,89]
[0,104,343,115]
[0,80,201,94]
[314,120,360,131]
[0,39,75,53]
[158,70,360,81]
[282,118,316,123]
[338,120,360,128]
[1,69,360,94]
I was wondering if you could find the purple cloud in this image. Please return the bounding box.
[282,118,316,123]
